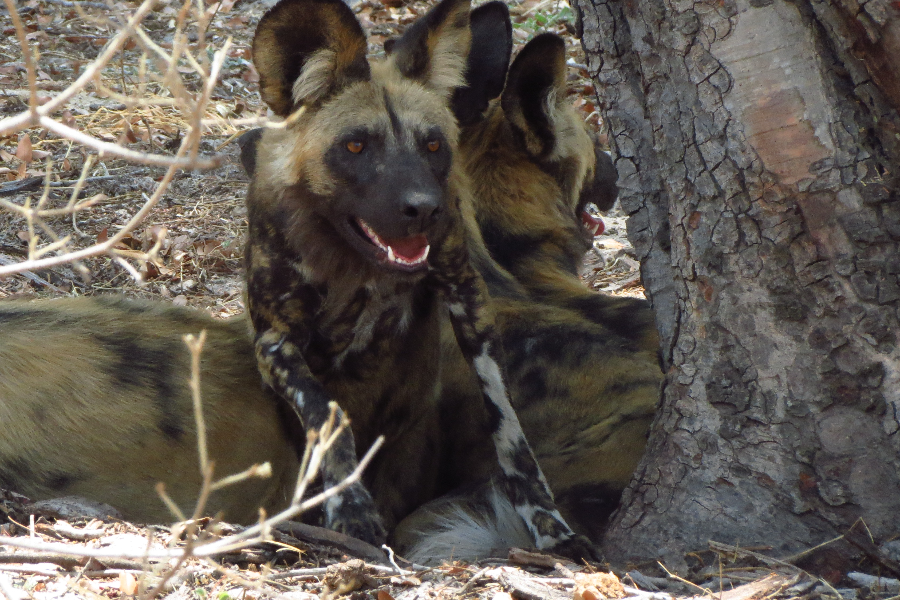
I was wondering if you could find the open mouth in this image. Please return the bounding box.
[581,203,605,236]
[353,218,430,270]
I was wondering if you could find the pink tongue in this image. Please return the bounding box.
[582,211,605,236]
[384,233,429,259]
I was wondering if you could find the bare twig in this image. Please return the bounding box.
[0,435,385,560]
[0,0,234,282]
[0,553,141,571]
[0,573,20,600]
[183,331,210,475]
[0,0,155,135]
[41,0,110,9]
[0,255,64,292]
[458,566,491,596]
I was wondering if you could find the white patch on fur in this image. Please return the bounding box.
[398,484,533,565]
[325,493,343,522]
[423,18,470,97]
[292,49,336,105]
[293,390,305,409]
[515,503,574,549]
[448,302,466,317]
[428,37,469,96]
[473,345,520,473]
[542,87,561,156]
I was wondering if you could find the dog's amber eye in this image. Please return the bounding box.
[426,140,440,152]
[347,141,364,154]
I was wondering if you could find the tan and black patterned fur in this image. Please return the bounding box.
[461,34,658,353]
[392,30,663,560]
[242,0,589,556]
[0,296,301,524]
[0,3,590,561]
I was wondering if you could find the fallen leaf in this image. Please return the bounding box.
[119,119,138,144]
[114,234,140,250]
[377,591,395,600]
[573,572,625,600]
[16,135,33,163]
[97,227,109,243]
[142,261,161,280]
[119,571,138,595]
[16,231,30,242]
[172,295,188,306]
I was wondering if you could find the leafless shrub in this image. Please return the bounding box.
[0,0,261,283]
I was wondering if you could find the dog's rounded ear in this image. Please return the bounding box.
[388,0,472,98]
[501,33,567,157]
[451,1,512,126]
[253,0,370,117]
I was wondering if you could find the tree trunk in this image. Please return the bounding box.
[574,0,900,565]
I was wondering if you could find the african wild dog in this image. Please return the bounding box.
[0,296,301,524]
[391,28,663,561]
[460,33,658,353]
[236,9,659,555]
[243,0,591,557]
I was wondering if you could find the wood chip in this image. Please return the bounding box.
[508,548,563,568]
[574,572,625,600]
[497,569,570,600]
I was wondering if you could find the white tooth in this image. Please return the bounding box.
[421,245,430,263]
[387,246,396,262]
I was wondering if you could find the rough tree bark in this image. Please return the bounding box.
[574,0,900,564]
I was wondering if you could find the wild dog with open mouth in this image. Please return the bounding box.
[244,0,590,557]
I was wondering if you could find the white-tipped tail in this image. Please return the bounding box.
[393,480,533,565]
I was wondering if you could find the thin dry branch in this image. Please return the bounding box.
[0,434,385,561]
[0,0,235,282]
[0,0,155,135]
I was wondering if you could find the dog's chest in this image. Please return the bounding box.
[306,281,418,375]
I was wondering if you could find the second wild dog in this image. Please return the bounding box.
[393,25,663,560]
[461,33,659,353]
